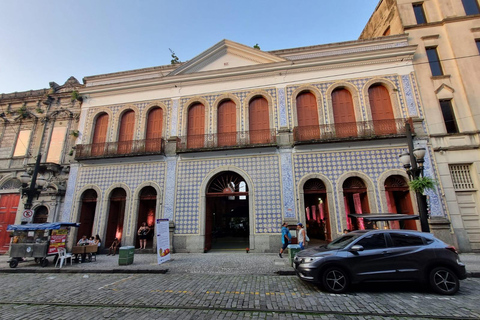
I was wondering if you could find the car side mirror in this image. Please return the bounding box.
[350,245,364,252]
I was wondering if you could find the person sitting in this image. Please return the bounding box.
[88,236,95,245]
[94,235,101,248]
[77,235,89,246]
[107,238,119,256]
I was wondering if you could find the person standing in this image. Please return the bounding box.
[279,222,291,258]
[297,223,307,250]
[137,222,150,249]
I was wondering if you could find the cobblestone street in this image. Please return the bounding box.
[0,272,479,320]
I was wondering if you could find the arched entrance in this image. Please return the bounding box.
[33,206,48,223]
[77,189,97,242]
[303,178,332,242]
[385,175,417,230]
[0,191,20,253]
[136,186,157,249]
[106,188,126,247]
[303,179,331,242]
[343,177,371,230]
[205,171,249,251]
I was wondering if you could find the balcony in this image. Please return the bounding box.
[75,138,165,160]
[177,129,277,152]
[293,119,408,143]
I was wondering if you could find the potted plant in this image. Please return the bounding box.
[71,90,83,102]
[409,176,437,194]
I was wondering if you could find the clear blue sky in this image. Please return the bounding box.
[0,0,379,94]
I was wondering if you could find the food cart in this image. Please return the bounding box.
[6,222,79,268]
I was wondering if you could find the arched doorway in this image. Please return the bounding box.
[33,206,48,223]
[91,113,108,156]
[303,179,331,242]
[385,175,417,230]
[77,189,97,242]
[332,88,357,138]
[205,171,249,251]
[343,177,370,230]
[217,100,236,147]
[118,110,135,154]
[106,188,126,247]
[368,84,396,135]
[296,91,319,141]
[0,190,20,253]
[136,186,157,249]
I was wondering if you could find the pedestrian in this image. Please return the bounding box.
[137,222,150,249]
[297,223,307,250]
[279,222,291,258]
[107,238,120,256]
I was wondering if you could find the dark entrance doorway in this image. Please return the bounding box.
[136,186,156,249]
[77,189,97,242]
[33,206,48,224]
[205,171,249,251]
[343,177,371,230]
[303,179,331,242]
[385,175,417,230]
[106,188,126,247]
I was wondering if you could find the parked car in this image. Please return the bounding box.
[293,230,466,295]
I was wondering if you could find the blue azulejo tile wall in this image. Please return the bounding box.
[174,155,282,235]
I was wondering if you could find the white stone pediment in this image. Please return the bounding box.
[169,40,286,76]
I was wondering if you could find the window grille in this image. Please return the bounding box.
[449,164,475,190]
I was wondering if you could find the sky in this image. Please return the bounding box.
[0,0,380,94]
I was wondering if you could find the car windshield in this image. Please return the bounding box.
[326,234,363,249]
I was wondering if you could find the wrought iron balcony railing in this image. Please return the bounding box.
[293,119,408,143]
[75,138,165,160]
[177,129,277,152]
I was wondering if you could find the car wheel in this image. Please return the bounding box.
[429,266,459,295]
[322,267,350,294]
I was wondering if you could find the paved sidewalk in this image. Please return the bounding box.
[0,251,478,276]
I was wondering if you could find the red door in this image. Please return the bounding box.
[217,100,236,147]
[369,85,395,135]
[0,194,20,253]
[332,89,357,138]
[187,103,205,149]
[91,113,109,156]
[296,92,319,140]
[146,108,163,152]
[249,97,270,144]
[118,110,135,154]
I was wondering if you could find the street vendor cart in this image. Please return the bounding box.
[6,222,79,268]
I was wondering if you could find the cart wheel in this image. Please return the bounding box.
[9,259,18,268]
[41,258,49,267]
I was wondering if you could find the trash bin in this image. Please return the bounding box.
[287,244,301,267]
[118,246,135,265]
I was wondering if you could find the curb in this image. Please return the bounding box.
[0,269,169,274]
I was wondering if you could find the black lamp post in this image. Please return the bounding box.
[399,122,430,232]
[19,153,47,210]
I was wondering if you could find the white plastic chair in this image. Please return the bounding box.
[55,247,73,268]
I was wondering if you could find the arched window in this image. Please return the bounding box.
[91,113,109,156]
[118,110,135,154]
[146,107,163,152]
[187,103,205,149]
[217,100,236,147]
[332,88,356,138]
[33,206,48,223]
[249,97,270,144]
[368,84,396,135]
[296,92,319,140]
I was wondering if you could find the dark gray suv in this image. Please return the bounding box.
[294,230,466,295]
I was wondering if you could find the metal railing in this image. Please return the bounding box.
[75,138,164,159]
[177,129,277,152]
[293,119,407,143]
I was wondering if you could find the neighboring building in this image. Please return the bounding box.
[361,0,480,252]
[0,77,82,253]
[64,36,449,253]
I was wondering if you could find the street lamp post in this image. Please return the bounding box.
[399,122,430,232]
[19,153,47,210]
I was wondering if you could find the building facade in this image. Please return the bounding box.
[361,0,480,251]
[64,36,449,253]
[0,77,82,253]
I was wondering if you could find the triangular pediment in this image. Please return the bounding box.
[169,40,286,76]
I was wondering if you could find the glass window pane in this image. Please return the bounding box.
[426,47,444,76]
[390,233,425,247]
[476,39,480,54]
[440,100,459,133]
[46,127,67,163]
[356,234,387,250]
[413,3,427,24]
[462,0,480,15]
[13,130,31,157]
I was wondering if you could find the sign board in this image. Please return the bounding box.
[156,219,171,265]
[21,209,33,223]
[48,228,68,254]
